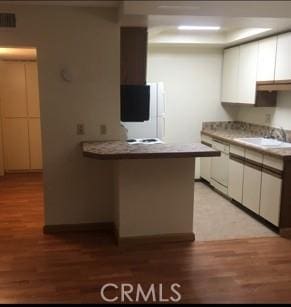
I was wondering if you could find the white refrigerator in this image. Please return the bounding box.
[121,82,166,140]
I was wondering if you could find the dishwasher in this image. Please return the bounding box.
[210,139,230,195]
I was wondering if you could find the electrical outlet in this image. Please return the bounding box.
[265,114,272,125]
[77,123,85,135]
[100,124,107,135]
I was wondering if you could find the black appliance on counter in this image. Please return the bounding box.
[121,85,150,122]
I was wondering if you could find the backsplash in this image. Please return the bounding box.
[202,121,291,143]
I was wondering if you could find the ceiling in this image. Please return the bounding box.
[0,1,120,7]
[119,1,291,47]
[1,1,291,47]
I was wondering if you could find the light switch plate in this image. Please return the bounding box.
[100,124,107,135]
[265,114,272,125]
[77,123,85,135]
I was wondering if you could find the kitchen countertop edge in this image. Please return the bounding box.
[201,130,291,161]
[82,141,221,160]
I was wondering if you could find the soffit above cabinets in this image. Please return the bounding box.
[118,1,291,47]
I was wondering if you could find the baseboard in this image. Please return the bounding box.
[117,232,195,246]
[5,170,43,174]
[280,228,291,239]
[43,222,114,234]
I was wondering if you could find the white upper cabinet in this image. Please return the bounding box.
[221,42,258,105]
[237,42,259,104]
[221,47,239,103]
[275,32,291,81]
[257,37,277,82]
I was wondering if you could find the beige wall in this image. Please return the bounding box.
[0,5,120,225]
[237,92,291,130]
[147,46,237,143]
[147,45,237,177]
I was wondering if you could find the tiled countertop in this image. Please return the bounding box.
[82,141,220,160]
[202,129,291,160]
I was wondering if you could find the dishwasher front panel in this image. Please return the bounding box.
[211,140,229,188]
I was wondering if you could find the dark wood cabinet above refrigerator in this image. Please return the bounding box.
[121,27,148,85]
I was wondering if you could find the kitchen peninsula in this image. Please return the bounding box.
[83,141,220,244]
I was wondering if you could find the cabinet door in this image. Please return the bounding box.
[25,62,40,117]
[200,157,211,182]
[242,163,261,214]
[1,62,27,117]
[260,171,282,226]
[29,119,42,170]
[257,37,277,81]
[237,42,259,104]
[121,27,148,85]
[2,119,30,170]
[228,158,244,203]
[275,33,291,81]
[221,47,239,103]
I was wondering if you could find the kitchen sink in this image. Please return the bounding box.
[235,137,291,149]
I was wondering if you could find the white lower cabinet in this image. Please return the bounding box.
[242,163,262,214]
[200,135,212,182]
[260,171,282,226]
[201,134,283,228]
[200,157,211,182]
[228,157,244,203]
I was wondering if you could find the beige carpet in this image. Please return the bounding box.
[193,182,278,241]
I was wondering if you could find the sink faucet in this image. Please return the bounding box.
[279,127,288,142]
[265,127,288,142]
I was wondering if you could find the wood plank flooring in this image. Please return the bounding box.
[0,173,291,303]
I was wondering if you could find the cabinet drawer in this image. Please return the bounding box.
[230,144,245,157]
[212,140,229,154]
[245,149,263,164]
[201,134,212,146]
[263,155,283,171]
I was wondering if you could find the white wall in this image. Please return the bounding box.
[147,45,237,177]
[237,92,291,129]
[0,4,120,226]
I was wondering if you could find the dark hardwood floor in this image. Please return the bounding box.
[1,173,291,303]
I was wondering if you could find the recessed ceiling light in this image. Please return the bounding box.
[178,26,221,31]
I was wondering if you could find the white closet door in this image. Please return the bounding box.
[3,118,30,170]
[0,121,4,176]
[1,62,27,117]
[25,62,40,117]
[29,118,42,170]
